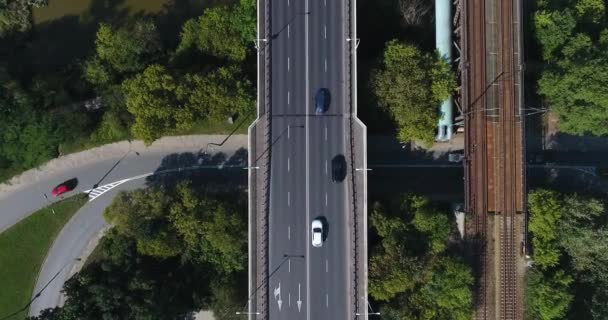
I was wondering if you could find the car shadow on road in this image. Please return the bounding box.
[144,148,248,192]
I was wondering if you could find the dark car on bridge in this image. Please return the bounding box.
[331,155,347,182]
[314,88,330,113]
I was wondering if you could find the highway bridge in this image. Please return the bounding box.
[248,0,367,319]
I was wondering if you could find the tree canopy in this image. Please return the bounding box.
[104,181,247,274]
[534,0,608,136]
[84,20,162,87]
[176,0,255,61]
[368,195,473,318]
[525,269,573,320]
[527,189,608,319]
[372,40,456,145]
[122,64,254,144]
[0,0,46,37]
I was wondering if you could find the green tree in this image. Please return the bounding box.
[534,1,608,136]
[0,0,47,36]
[369,202,420,301]
[104,188,181,258]
[410,196,451,254]
[0,79,60,171]
[369,247,421,301]
[372,40,455,145]
[177,66,254,122]
[558,195,608,276]
[176,0,255,61]
[528,189,562,269]
[408,257,474,320]
[84,20,161,87]
[525,269,573,320]
[105,182,247,274]
[169,183,247,274]
[122,64,191,144]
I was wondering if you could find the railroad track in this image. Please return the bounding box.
[463,0,489,317]
[497,0,520,318]
[463,0,524,319]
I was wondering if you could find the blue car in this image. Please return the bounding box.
[314,88,330,113]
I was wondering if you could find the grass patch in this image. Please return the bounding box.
[0,195,88,318]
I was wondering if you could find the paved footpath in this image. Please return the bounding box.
[0,135,245,317]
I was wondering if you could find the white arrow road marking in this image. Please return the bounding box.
[297,283,302,312]
[274,282,282,311]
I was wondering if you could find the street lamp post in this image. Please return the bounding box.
[355,299,381,317]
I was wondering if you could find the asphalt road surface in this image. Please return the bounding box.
[267,0,350,319]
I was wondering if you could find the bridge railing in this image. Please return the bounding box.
[345,0,368,318]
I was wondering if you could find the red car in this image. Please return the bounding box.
[51,178,78,197]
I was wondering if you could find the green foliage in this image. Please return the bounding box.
[525,269,573,320]
[104,188,181,258]
[176,0,255,61]
[0,79,60,170]
[369,247,421,301]
[122,64,189,144]
[526,189,608,319]
[534,10,577,61]
[0,0,47,36]
[207,277,247,320]
[410,196,450,254]
[177,66,254,122]
[104,182,247,274]
[368,194,473,318]
[528,189,562,269]
[95,21,160,73]
[84,20,161,87]
[372,40,456,145]
[534,1,608,136]
[408,257,474,320]
[123,64,254,144]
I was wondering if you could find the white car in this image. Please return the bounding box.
[311,219,324,247]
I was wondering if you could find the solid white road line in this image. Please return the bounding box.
[305,0,311,315]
